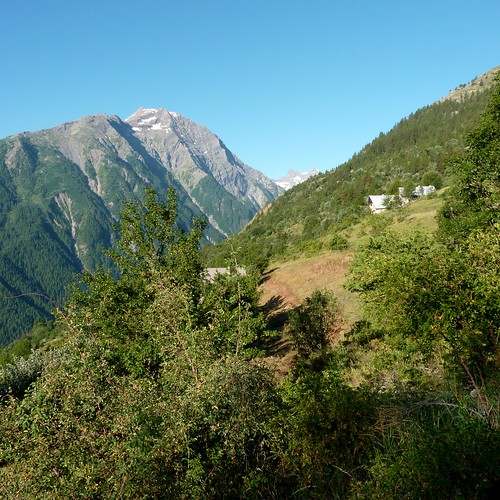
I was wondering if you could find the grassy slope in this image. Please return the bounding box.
[260,191,444,335]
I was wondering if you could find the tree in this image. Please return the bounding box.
[439,73,500,244]
[0,188,282,497]
[288,290,339,360]
[109,187,205,292]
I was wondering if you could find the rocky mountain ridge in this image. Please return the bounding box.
[438,66,500,104]
[0,109,282,343]
[124,108,281,233]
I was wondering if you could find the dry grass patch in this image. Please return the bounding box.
[260,250,361,331]
[259,250,360,377]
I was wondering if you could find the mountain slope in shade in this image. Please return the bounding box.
[0,109,282,344]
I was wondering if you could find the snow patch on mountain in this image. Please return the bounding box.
[275,169,319,190]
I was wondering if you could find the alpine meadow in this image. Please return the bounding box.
[0,68,500,498]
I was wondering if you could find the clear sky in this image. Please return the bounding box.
[1,0,499,179]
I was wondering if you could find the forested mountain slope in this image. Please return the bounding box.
[204,67,499,266]
[0,109,281,344]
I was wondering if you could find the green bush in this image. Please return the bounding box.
[344,320,384,346]
[0,348,68,399]
[287,290,339,359]
[277,367,376,497]
[353,394,500,499]
[330,233,349,251]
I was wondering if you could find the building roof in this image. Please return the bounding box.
[368,194,394,211]
[205,267,247,281]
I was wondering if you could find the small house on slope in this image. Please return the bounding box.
[205,267,247,282]
[368,194,395,214]
[368,185,429,214]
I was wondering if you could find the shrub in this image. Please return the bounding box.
[330,233,349,250]
[287,290,339,359]
[353,394,500,498]
[0,347,68,399]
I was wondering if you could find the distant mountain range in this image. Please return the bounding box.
[0,108,282,344]
[275,169,320,190]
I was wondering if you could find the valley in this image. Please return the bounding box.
[0,67,499,498]
[0,109,282,344]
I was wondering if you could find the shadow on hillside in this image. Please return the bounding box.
[259,295,294,359]
[261,295,289,331]
[262,334,294,359]
[259,268,278,285]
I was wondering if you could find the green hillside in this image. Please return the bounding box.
[203,68,498,268]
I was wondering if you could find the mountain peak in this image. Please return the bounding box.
[275,169,319,190]
[0,107,283,341]
[125,107,182,133]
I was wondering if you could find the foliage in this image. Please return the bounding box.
[439,74,500,244]
[347,76,500,385]
[347,225,500,385]
[0,319,64,367]
[352,393,500,499]
[0,347,69,399]
[109,188,205,279]
[329,233,349,250]
[0,188,282,498]
[287,290,339,360]
[421,169,444,189]
[199,271,266,358]
[346,229,443,338]
[276,366,376,497]
[2,74,500,499]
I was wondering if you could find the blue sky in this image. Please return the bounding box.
[1,0,499,179]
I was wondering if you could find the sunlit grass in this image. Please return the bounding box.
[261,192,445,338]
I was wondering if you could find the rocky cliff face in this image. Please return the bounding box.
[124,108,282,235]
[0,109,282,343]
[14,108,282,240]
